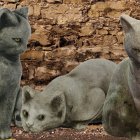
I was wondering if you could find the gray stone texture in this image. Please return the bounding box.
[0,7,31,139]
[21,59,116,132]
[103,15,140,140]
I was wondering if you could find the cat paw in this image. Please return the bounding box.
[73,123,87,130]
[131,137,140,140]
[0,127,12,139]
[131,133,140,140]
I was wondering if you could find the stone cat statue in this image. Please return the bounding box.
[21,59,116,132]
[102,15,140,140]
[0,7,31,139]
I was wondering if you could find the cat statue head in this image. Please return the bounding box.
[21,86,66,132]
[0,7,31,56]
[120,14,140,64]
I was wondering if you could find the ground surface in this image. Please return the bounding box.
[11,125,129,140]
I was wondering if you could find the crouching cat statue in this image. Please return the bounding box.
[0,7,31,138]
[21,59,116,132]
[103,15,140,140]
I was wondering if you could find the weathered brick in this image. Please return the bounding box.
[1,0,19,2]
[33,4,41,16]
[3,4,16,9]
[21,50,44,61]
[0,0,138,85]
[41,4,84,24]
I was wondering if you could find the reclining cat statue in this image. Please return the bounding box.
[0,7,31,138]
[21,59,116,132]
[103,15,140,140]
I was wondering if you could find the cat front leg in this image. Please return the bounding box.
[131,132,140,140]
[0,88,18,139]
[12,87,22,127]
[0,104,12,139]
[0,127,12,139]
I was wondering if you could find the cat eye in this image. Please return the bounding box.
[12,38,21,43]
[22,110,28,118]
[37,115,45,121]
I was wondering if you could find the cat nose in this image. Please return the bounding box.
[26,122,34,128]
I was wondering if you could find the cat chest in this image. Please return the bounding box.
[128,79,140,114]
[0,62,21,86]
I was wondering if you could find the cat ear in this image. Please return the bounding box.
[51,96,62,109]
[0,8,18,27]
[22,86,35,103]
[14,7,28,19]
[120,14,139,33]
[50,94,64,110]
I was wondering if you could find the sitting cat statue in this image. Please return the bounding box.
[21,59,116,132]
[102,15,140,140]
[0,7,31,138]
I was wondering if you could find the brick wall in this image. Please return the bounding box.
[0,0,139,87]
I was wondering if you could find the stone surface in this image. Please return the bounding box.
[0,0,139,86]
[1,0,19,2]
[41,4,84,24]
[3,4,16,9]
[30,33,50,46]
[21,50,44,61]
[33,4,41,17]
